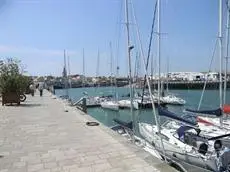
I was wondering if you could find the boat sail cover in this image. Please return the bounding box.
[113,118,133,130]
[177,126,199,140]
[185,108,222,117]
[158,106,197,126]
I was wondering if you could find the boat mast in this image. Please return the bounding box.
[219,0,223,125]
[125,0,135,131]
[224,0,230,104]
[82,48,85,87]
[96,49,100,89]
[134,52,139,87]
[157,0,161,104]
[115,50,119,101]
[151,53,154,89]
[166,56,169,93]
[109,42,113,88]
[130,0,166,159]
[64,49,69,97]
[67,55,72,88]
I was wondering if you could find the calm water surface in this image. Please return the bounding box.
[55,87,230,131]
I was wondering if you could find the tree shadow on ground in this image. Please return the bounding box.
[4,103,42,107]
[19,103,42,107]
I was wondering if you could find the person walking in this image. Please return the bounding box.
[38,82,44,97]
[29,83,35,96]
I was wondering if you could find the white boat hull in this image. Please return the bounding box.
[118,99,139,110]
[161,95,186,105]
[101,101,119,111]
[139,122,230,171]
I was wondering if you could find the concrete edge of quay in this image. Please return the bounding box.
[57,94,178,172]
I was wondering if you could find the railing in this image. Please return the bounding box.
[72,97,87,113]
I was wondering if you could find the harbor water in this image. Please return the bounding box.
[55,87,230,130]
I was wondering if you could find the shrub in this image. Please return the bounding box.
[0,58,30,94]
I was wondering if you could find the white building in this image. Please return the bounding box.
[150,72,219,81]
[167,72,205,81]
[205,72,219,81]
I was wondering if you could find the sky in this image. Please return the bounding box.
[0,0,227,76]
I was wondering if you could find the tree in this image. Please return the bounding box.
[0,58,30,94]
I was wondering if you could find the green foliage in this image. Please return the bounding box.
[0,58,30,94]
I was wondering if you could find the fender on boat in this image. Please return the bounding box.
[223,104,230,114]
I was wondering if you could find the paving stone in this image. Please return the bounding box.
[91,163,112,172]
[44,162,57,169]
[42,157,57,163]
[104,167,125,172]
[78,161,94,167]
[62,164,79,171]
[50,167,62,172]
[70,166,93,172]
[83,155,99,162]
[13,161,26,168]
[94,158,108,164]
[38,170,50,172]
[28,164,44,172]
[0,91,176,172]
[98,153,110,159]
[0,170,9,172]
[58,159,75,166]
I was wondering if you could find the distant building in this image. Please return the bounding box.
[69,74,83,81]
[150,72,220,81]
[92,77,98,84]
[186,72,205,81]
[204,72,219,81]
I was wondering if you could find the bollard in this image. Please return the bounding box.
[82,97,87,113]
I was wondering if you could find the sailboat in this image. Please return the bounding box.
[162,58,186,105]
[85,50,110,106]
[61,49,70,100]
[139,106,230,172]
[138,0,230,171]
[112,0,138,131]
[118,99,139,110]
[161,94,186,105]
[223,0,230,115]
[184,0,230,131]
[118,53,140,110]
[101,43,120,111]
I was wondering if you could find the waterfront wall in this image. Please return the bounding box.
[151,81,230,90]
[52,80,230,90]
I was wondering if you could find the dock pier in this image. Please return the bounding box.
[0,90,176,172]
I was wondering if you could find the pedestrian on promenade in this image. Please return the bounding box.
[38,82,44,97]
[51,85,55,95]
[29,83,35,96]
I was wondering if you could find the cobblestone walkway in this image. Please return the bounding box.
[0,91,176,172]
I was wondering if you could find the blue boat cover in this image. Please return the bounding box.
[185,108,222,117]
[177,126,194,140]
[158,106,197,126]
[113,118,133,129]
